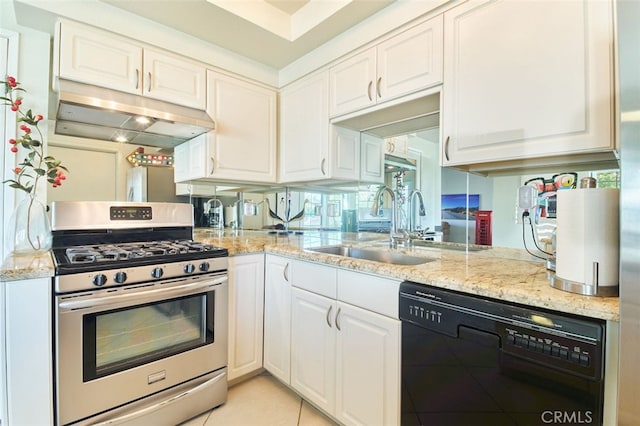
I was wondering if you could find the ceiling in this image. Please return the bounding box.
[98,0,397,69]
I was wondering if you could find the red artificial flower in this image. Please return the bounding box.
[11,105,18,112]
[36,114,43,121]
[10,146,18,153]
[14,99,22,106]
[19,124,31,134]
[14,167,21,174]
[8,138,16,145]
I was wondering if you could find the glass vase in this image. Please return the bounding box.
[6,194,52,255]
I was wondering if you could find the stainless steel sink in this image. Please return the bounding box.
[305,245,434,265]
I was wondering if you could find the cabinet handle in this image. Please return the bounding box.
[321,158,327,176]
[367,81,373,101]
[283,263,289,282]
[444,136,450,162]
[335,307,342,331]
[326,305,333,328]
[210,157,215,175]
[135,69,140,90]
[147,72,152,92]
[376,77,382,98]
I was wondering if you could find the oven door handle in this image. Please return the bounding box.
[58,276,228,312]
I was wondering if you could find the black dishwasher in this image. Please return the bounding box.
[399,281,605,426]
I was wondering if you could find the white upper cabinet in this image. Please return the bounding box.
[173,72,277,184]
[142,49,206,109]
[56,20,206,109]
[329,16,443,117]
[441,0,614,168]
[279,71,330,183]
[56,20,141,95]
[360,134,385,184]
[206,71,277,182]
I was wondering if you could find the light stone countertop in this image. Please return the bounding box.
[195,229,620,322]
[0,251,55,282]
[0,229,619,322]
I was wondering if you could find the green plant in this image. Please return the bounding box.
[2,76,68,193]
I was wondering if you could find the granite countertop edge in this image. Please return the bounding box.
[1,230,619,322]
[0,251,55,282]
[195,230,619,322]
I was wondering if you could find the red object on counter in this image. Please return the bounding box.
[475,210,492,246]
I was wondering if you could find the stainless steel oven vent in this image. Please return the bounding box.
[54,79,215,148]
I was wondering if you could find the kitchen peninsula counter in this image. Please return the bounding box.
[195,229,620,322]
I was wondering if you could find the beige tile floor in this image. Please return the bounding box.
[180,372,339,426]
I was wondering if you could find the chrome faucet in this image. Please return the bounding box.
[371,185,403,248]
[408,189,427,232]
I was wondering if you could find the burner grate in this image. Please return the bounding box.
[62,240,221,265]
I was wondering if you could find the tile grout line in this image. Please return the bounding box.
[296,397,303,426]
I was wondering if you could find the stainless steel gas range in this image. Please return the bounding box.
[50,201,229,426]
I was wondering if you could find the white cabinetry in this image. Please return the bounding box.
[384,135,408,157]
[279,71,330,183]
[291,288,337,414]
[1,278,53,425]
[263,255,292,384]
[360,134,385,184]
[441,0,614,169]
[56,20,206,109]
[279,71,384,184]
[288,259,400,426]
[329,16,443,117]
[227,254,264,382]
[174,72,277,184]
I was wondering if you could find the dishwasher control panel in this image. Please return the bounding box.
[399,281,605,379]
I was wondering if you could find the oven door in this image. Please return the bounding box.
[55,273,228,426]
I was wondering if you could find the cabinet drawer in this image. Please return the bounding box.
[291,260,337,299]
[337,269,400,318]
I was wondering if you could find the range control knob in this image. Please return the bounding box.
[151,267,164,279]
[199,262,210,272]
[93,274,107,287]
[114,271,127,284]
[184,264,196,274]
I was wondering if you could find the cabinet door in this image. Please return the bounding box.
[442,0,613,166]
[280,71,330,183]
[263,256,292,384]
[143,48,206,109]
[329,49,376,117]
[331,126,360,181]
[377,16,443,103]
[360,134,384,184]
[172,141,190,183]
[227,255,265,381]
[290,288,336,415]
[335,302,400,426]
[57,20,142,94]
[207,71,277,183]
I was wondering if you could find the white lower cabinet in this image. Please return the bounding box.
[263,255,292,384]
[291,288,337,414]
[227,254,264,382]
[287,259,401,426]
[335,302,400,426]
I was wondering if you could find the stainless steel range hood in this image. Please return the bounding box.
[54,79,215,148]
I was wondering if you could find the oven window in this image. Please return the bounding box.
[83,292,214,381]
